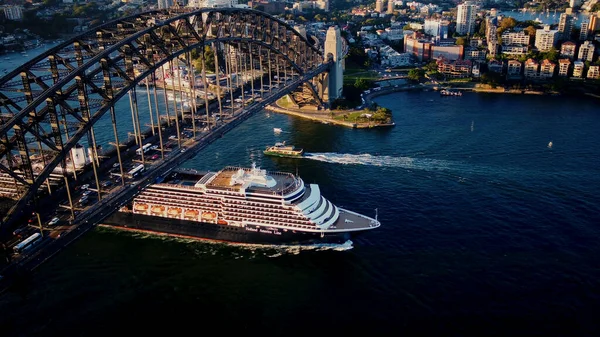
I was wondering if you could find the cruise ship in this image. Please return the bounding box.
[104,164,380,244]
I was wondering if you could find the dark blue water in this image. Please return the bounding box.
[1,91,600,336]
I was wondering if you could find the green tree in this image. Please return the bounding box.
[540,48,559,62]
[525,25,537,37]
[456,37,467,46]
[354,78,372,90]
[403,24,412,31]
[407,68,424,82]
[498,17,517,35]
[478,19,486,37]
[424,61,438,72]
[202,45,215,73]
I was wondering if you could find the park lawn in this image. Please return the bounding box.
[344,61,379,84]
[332,111,368,122]
[276,96,295,108]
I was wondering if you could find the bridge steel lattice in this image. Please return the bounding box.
[0,8,331,233]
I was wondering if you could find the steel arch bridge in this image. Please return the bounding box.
[0,8,333,233]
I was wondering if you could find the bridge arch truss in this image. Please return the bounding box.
[0,8,328,231]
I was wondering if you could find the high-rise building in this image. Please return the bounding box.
[558,13,574,40]
[2,5,23,21]
[578,41,596,61]
[535,25,559,52]
[579,14,598,41]
[501,31,530,46]
[375,0,383,13]
[387,0,394,14]
[456,1,477,35]
[424,19,449,39]
[485,17,498,57]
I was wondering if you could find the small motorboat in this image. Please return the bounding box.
[273,128,282,133]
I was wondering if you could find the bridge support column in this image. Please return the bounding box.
[225,45,235,117]
[259,46,264,99]
[248,43,255,105]
[213,42,223,122]
[145,77,155,136]
[101,58,126,186]
[240,44,246,106]
[268,50,273,95]
[168,60,182,149]
[186,51,197,138]
[131,88,146,167]
[151,72,165,161]
[175,57,186,124]
[160,66,172,128]
[201,50,211,130]
[234,46,242,103]
[128,92,138,145]
[75,76,102,202]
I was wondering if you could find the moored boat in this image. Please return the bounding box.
[440,89,463,96]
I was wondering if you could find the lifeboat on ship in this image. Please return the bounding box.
[151,205,166,214]
[134,203,148,212]
[184,209,200,219]
[217,219,228,225]
[202,211,217,221]
[167,207,182,216]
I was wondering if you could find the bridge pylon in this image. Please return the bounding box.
[322,26,344,105]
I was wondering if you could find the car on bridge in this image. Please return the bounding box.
[48,217,60,226]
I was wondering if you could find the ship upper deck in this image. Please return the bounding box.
[207,166,299,196]
[162,169,208,187]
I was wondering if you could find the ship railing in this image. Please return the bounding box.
[224,204,299,217]
[144,189,224,203]
[222,209,311,226]
[222,166,295,178]
[223,209,305,221]
[159,183,202,191]
[138,194,221,207]
[139,197,220,210]
[137,199,221,212]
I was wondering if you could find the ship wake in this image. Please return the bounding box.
[100,225,353,257]
[304,152,459,172]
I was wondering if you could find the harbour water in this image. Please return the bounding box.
[1,90,599,336]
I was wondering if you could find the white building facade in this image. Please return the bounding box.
[456,1,477,35]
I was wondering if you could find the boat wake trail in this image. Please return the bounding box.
[304,152,460,172]
[104,226,354,258]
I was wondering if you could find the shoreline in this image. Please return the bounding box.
[365,82,600,100]
[266,104,395,129]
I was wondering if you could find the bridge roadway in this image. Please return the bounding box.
[0,64,329,293]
